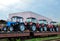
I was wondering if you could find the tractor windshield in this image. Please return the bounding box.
[11,16,23,22]
[11,17,17,22]
[38,20,48,24]
[26,18,36,23]
[50,22,58,25]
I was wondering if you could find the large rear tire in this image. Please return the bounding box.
[55,27,58,32]
[39,27,43,32]
[31,25,36,32]
[43,26,47,32]
[19,24,25,32]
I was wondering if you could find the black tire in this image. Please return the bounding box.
[43,26,47,31]
[3,27,7,31]
[31,25,36,32]
[39,27,43,32]
[9,27,13,32]
[19,24,25,32]
[49,28,54,32]
[55,27,58,32]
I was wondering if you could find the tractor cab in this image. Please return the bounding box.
[25,17,37,32]
[50,21,58,26]
[26,17,37,23]
[38,19,48,27]
[38,19,48,25]
[11,16,23,23]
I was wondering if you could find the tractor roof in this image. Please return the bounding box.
[11,16,23,19]
[39,19,47,21]
[50,21,57,23]
[27,17,36,19]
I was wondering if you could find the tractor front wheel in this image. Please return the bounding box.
[3,27,7,32]
[9,26,13,32]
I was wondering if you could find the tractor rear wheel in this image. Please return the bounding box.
[43,26,47,31]
[31,25,36,32]
[39,27,43,32]
[19,24,25,32]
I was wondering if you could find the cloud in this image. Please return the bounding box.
[8,0,35,10]
[0,0,60,22]
[0,0,19,6]
[0,0,35,20]
[0,0,20,10]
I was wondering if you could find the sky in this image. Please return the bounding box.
[0,0,60,22]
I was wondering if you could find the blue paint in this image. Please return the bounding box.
[6,21,15,27]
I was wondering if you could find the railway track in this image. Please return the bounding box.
[33,31,60,36]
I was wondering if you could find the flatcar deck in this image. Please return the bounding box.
[0,32,30,38]
[34,32,60,36]
[0,32,60,38]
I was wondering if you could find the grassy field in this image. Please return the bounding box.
[25,35,60,41]
[0,35,60,41]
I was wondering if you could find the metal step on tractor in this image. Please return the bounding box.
[25,17,37,32]
[36,19,48,32]
[3,16,25,32]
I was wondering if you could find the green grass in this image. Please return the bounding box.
[25,35,60,41]
[0,35,60,41]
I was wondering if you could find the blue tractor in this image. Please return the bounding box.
[3,16,25,32]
